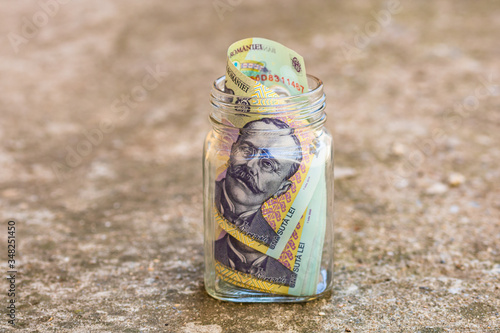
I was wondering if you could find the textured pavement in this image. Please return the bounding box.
[0,0,499,332]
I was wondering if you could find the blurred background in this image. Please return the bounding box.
[1,0,499,331]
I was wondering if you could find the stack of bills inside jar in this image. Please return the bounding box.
[213,37,326,296]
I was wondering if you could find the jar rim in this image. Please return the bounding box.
[210,74,326,129]
[211,74,324,103]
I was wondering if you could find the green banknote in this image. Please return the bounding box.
[225,37,309,98]
[213,38,326,296]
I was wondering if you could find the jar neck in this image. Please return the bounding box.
[209,75,326,134]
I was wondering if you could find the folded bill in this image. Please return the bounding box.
[225,37,309,100]
[213,38,326,296]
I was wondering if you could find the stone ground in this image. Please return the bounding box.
[0,0,499,332]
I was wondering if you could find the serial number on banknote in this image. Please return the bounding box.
[248,75,305,93]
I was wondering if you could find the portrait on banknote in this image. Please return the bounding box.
[214,233,297,287]
[214,117,303,248]
[213,117,303,286]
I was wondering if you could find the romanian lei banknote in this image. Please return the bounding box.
[213,38,326,295]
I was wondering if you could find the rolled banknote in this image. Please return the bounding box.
[218,38,317,254]
[213,38,326,296]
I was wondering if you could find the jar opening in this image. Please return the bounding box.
[210,74,326,127]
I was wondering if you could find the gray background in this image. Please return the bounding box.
[0,0,499,331]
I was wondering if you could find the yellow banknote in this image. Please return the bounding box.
[213,38,326,296]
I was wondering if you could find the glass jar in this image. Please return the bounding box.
[203,74,333,302]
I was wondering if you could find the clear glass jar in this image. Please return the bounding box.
[203,75,333,302]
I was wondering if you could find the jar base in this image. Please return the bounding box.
[206,269,332,303]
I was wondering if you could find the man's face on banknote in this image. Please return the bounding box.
[225,119,301,209]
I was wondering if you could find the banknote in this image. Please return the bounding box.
[217,38,318,254]
[213,38,326,295]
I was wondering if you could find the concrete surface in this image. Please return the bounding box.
[0,0,499,332]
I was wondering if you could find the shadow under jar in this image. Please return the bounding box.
[203,74,333,302]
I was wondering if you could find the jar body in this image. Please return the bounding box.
[203,75,333,302]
